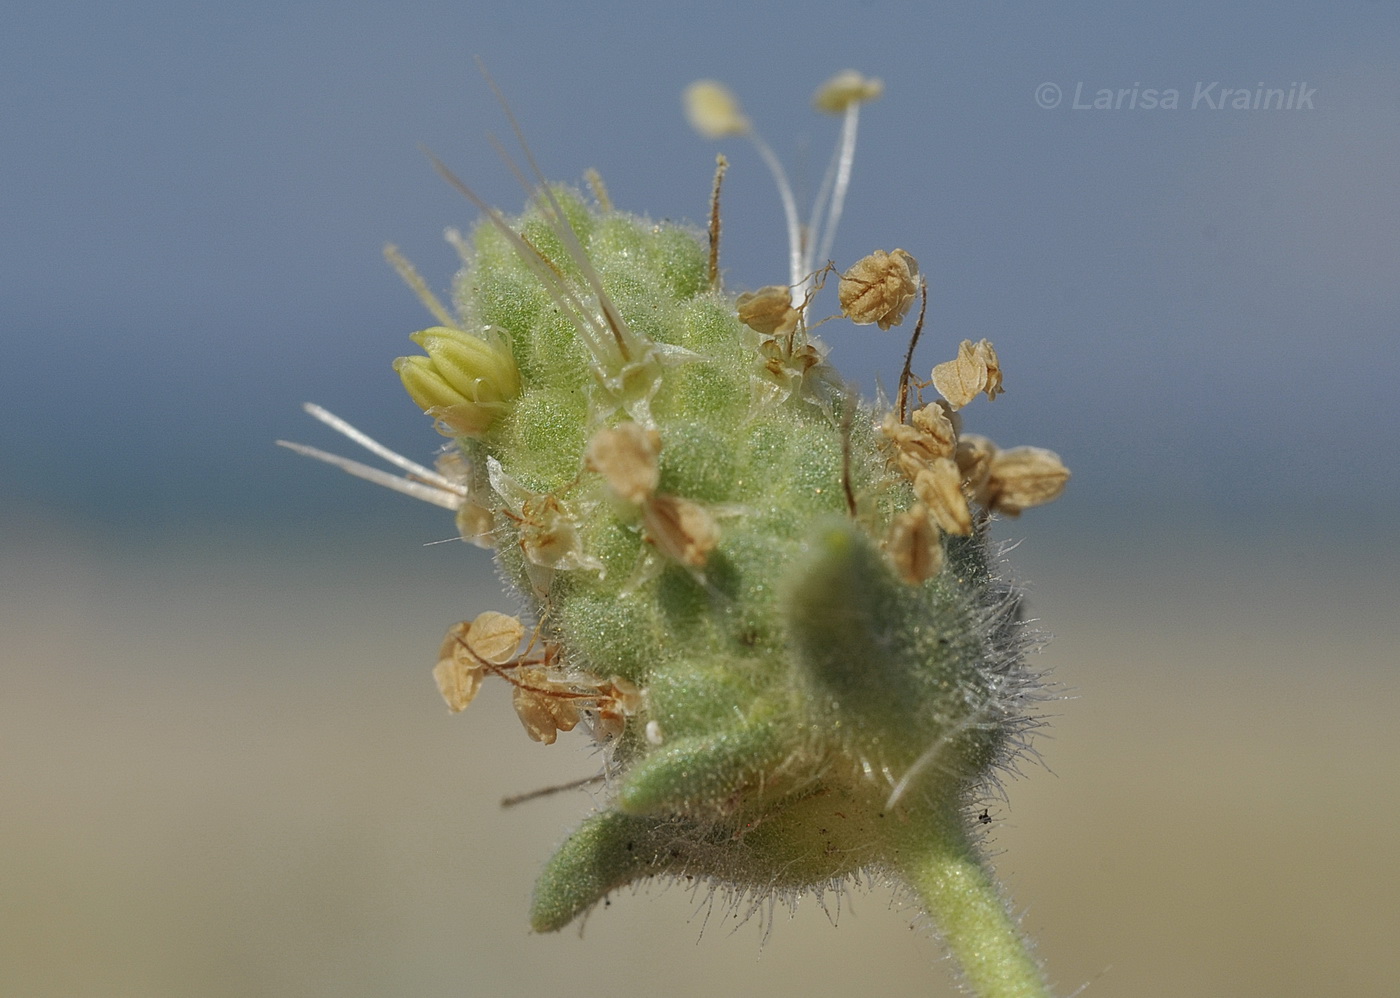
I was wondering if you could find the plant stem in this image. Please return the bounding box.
[888,802,1052,998]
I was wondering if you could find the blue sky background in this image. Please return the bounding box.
[3,1,1398,542]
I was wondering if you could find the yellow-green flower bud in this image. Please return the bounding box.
[394,353,467,407]
[394,326,520,436]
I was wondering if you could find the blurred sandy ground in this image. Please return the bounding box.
[3,510,1398,998]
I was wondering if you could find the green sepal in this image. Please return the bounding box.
[529,809,677,933]
[615,719,791,818]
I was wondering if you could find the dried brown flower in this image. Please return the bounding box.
[454,500,496,549]
[642,494,719,567]
[931,339,1003,409]
[737,285,800,336]
[592,676,645,743]
[518,494,595,571]
[587,422,662,504]
[983,446,1070,516]
[512,671,582,745]
[910,401,959,450]
[884,402,960,485]
[888,504,944,584]
[432,621,483,713]
[954,433,999,504]
[463,610,525,664]
[839,249,920,330]
[913,458,974,536]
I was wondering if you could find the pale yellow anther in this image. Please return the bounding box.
[813,70,885,113]
[839,249,920,330]
[931,338,1003,410]
[913,458,974,536]
[683,80,749,139]
[395,354,467,410]
[586,422,662,504]
[737,285,801,336]
[983,447,1070,516]
[888,504,944,584]
[642,494,719,568]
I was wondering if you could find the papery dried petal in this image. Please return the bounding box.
[433,622,483,713]
[642,494,719,567]
[954,433,999,504]
[512,683,582,745]
[736,286,800,336]
[839,249,920,330]
[931,339,1003,409]
[910,402,959,457]
[984,446,1070,515]
[586,422,662,504]
[465,610,525,665]
[913,458,974,536]
[888,504,944,584]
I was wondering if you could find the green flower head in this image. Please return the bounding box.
[284,71,1070,998]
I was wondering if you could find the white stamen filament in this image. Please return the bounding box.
[277,403,467,510]
[811,101,862,279]
[743,125,806,310]
[741,101,862,314]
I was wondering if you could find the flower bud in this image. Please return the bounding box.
[394,325,520,436]
[394,354,467,410]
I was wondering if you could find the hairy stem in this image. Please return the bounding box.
[888,803,1052,998]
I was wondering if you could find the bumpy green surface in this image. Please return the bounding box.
[442,190,1039,937]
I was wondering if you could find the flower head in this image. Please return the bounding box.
[284,71,1071,998]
